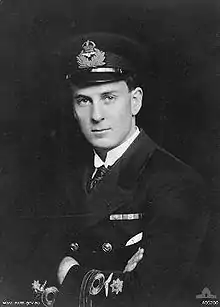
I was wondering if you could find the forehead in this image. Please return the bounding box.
[71,81,129,96]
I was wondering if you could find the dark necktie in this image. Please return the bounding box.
[88,165,109,192]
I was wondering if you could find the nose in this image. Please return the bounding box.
[91,101,104,122]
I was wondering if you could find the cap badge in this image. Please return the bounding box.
[76,40,106,69]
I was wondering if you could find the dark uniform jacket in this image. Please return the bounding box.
[54,130,209,307]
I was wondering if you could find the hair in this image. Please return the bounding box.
[124,73,140,92]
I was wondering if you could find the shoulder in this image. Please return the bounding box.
[148,146,205,186]
[145,147,208,219]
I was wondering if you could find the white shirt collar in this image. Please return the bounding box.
[94,127,140,168]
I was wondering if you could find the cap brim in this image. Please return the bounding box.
[67,71,130,86]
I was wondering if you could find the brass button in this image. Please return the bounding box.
[102,242,112,252]
[70,242,79,252]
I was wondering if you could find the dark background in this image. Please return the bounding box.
[0,0,219,303]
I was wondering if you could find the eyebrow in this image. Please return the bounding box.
[73,90,119,100]
[101,90,118,96]
[73,94,91,100]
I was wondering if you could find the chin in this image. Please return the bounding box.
[90,139,115,150]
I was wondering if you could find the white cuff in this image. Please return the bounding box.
[57,256,79,285]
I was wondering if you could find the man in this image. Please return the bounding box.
[49,33,209,307]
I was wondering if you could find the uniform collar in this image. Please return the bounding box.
[94,127,140,168]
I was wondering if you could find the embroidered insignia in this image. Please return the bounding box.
[110,213,143,221]
[110,278,123,295]
[76,40,106,69]
[31,280,58,306]
[32,280,47,294]
[89,272,105,295]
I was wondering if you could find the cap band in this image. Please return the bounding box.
[91,67,123,73]
[65,67,127,81]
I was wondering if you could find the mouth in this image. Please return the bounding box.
[92,128,111,133]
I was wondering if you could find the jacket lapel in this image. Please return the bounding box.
[79,130,157,230]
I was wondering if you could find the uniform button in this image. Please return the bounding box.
[102,242,113,252]
[70,242,79,252]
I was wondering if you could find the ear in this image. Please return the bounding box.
[131,87,143,116]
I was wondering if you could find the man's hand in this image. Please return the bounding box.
[57,256,79,285]
[123,247,144,273]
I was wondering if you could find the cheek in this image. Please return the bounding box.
[79,117,89,130]
[74,111,91,132]
[110,102,132,124]
[74,107,88,121]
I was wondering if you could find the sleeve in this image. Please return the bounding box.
[54,171,210,307]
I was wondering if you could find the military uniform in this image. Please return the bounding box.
[52,130,208,307]
[39,33,209,306]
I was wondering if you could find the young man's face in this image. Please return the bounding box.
[72,80,143,152]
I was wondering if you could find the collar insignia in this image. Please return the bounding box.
[76,40,106,69]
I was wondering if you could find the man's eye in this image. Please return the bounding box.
[76,98,90,105]
[103,95,116,102]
